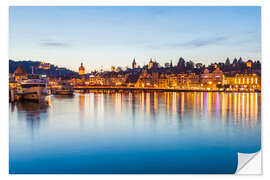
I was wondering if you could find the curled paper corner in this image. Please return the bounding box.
[236,150,262,175]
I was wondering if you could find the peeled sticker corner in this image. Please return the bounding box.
[236,150,262,175]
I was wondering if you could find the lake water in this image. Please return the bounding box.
[9,92,261,174]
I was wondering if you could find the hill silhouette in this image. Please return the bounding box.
[9,60,78,78]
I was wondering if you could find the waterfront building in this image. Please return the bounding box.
[135,69,159,88]
[125,74,140,87]
[222,73,261,91]
[176,73,200,89]
[13,64,27,81]
[200,67,224,89]
[78,63,85,75]
[234,73,260,91]
[9,80,19,89]
[157,74,167,88]
[88,75,105,86]
[165,74,178,88]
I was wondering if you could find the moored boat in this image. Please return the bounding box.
[54,82,74,96]
[17,74,49,102]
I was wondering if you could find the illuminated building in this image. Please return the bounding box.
[88,75,105,86]
[9,80,19,89]
[125,74,140,87]
[38,61,51,70]
[176,73,200,89]
[148,58,153,69]
[70,58,261,92]
[246,60,252,68]
[136,69,154,88]
[200,67,224,89]
[13,64,27,81]
[233,73,261,91]
[246,60,253,74]
[157,74,167,88]
[78,63,85,75]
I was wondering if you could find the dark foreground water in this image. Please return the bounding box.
[9,92,261,174]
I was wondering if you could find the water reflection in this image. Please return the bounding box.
[79,92,260,129]
[10,92,260,132]
[12,101,49,132]
[9,92,261,174]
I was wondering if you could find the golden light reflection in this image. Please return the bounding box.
[154,92,158,113]
[100,91,260,129]
[141,92,145,114]
[46,95,52,106]
[221,93,226,122]
[233,93,237,125]
[246,93,250,123]
[172,92,177,117]
[180,92,184,119]
[115,93,122,116]
[241,93,245,127]
[146,93,151,116]
[79,94,85,111]
[254,93,258,124]
[166,92,170,115]
[207,92,212,113]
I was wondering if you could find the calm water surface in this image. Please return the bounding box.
[9,92,261,174]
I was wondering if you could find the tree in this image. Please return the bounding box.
[233,58,238,64]
[225,57,230,66]
[164,62,170,68]
[170,60,173,68]
[116,66,123,72]
[177,57,185,71]
[195,63,203,69]
[185,60,194,70]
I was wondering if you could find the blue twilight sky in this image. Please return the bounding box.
[9,6,261,72]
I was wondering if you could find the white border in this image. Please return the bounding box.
[1,0,270,179]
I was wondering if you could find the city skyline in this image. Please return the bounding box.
[9,6,261,72]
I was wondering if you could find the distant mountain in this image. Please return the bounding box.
[9,60,78,78]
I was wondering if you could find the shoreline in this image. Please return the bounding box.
[73,87,261,93]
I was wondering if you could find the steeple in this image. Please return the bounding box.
[149,58,153,69]
[132,58,137,69]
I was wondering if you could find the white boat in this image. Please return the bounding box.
[17,74,49,102]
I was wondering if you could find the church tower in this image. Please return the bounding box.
[132,58,137,69]
[78,63,85,75]
[148,58,153,69]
